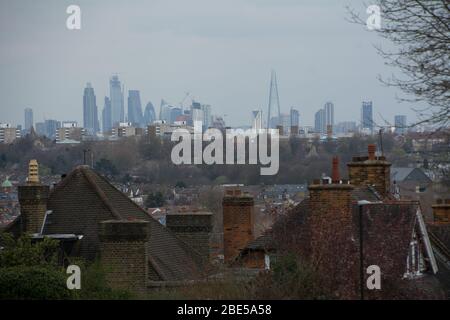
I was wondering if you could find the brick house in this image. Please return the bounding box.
[3,162,211,295]
[233,145,449,298]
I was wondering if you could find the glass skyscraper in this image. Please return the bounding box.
[24,107,33,133]
[143,102,156,125]
[110,75,124,127]
[394,115,407,135]
[315,109,325,134]
[290,107,299,127]
[102,96,112,133]
[361,101,374,134]
[324,102,334,131]
[83,82,99,135]
[127,90,143,127]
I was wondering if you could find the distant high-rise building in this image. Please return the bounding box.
[160,100,172,123]
[394,115,407,135]
[201,104,212,128]
[35,122,45,136]
[279,113,290,134]
[127,90,144,127]
[252,110,263,131]
[324,102,334,131]
[267,70,281,129]
[314,109,325,134]
[83,83,99,135]
[335,121,357,134]
[102,97,112,133]
[110,75,124,126]
[44,119,60,139]
[0,123,21,144]
[290,107,299,127]
[191,104,204,127]
[169,107,183,124]
[24,108,33,133]
[361,101,374,134]
[143,102,156,125]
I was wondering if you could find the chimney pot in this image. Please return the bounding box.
[332,156,340,183]
[368,144,376,160]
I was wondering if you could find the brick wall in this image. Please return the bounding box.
[432,199,450,224]
[222,189,254,264]
[99,220,150,295]
[241,251,265,269]
[18,185,49,234]
[166,213,212,261]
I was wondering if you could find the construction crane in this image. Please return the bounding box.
[179,92,191,110]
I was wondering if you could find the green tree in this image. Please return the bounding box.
[145,191,165,208]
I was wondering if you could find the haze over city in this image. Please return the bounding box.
[0,0,421,127]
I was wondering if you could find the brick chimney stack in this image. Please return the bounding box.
[308,159,358,298]
[99,220,150,295]
[347,144,391,198]
[18,159,49,234]
[222,187,254,264]
[166,211,212,261]
[368,144,376,160]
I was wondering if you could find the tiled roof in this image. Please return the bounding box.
[44,165,205,282]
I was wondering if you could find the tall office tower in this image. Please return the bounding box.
[279,113,290,131]
[361,101,374,134]
[169,107,183,124]
[394,115,407,135]
[24,108,33,133]
[44,119,60,139]
[267,70,281,128]
[201,104,212,128]
[324,102,334,131]
[315,109,325,134]
[143,102,156,125]
[252,110,263,131]
[190,101,204,127]
[102,97,112,133]
[35,122,45,136]
[290,107,299,127]
[160,100,172,123]
[127,90,144,127]
[110,75,124,127]
[83,82,99,135]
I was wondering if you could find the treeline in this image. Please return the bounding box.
[0,132,406,186]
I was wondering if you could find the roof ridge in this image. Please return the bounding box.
[79,167,123,220]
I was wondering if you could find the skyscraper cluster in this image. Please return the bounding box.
[314,102,334,134]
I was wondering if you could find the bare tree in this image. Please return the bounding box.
[348,1,450,129]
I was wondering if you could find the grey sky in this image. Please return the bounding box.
[0,0,420,127]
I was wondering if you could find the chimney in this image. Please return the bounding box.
[332,156,340,183]
[166,211,212,261]
[432,199,450,224]
[347,144,391,198]
[222,187,254,264]
[308,161,357,298]
[368,144,376,160]
[18,160,49,234]
[99,220,150,296]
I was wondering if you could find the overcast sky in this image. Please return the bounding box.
[0,0,421,127]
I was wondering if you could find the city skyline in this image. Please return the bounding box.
[0,1,425,128]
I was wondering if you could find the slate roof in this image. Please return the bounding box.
[44,165,205,282]
[391,167,432,183]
